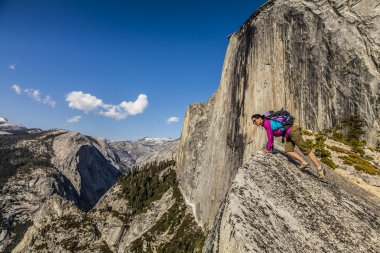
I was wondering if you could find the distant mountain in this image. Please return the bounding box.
[0,117,42,135]
[0,129,123,251]
[13,161,204,253]
[0,119,181,252]
[110,137,178,168]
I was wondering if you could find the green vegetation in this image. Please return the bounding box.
[0,133,53,188]
[30,211,113,252]
[338,153,379,175]
[305,139,314,150]
[326,144,379,174]
[304,115,380,173]
[33,242,48,251]
[28,159,205,252]
[118,160,176,215]
[98,241,114,253]
[302,130,313,136]
[327,115,367,155]
[320,157,338,169]
[32,213,102,252]
[121,160,205,253]
[158,213,205,253]
[129,185,205,253]
[2,220,33,253]
[313,134,331,158]
[61,237,79,251]
[303,134,336,168]
[327,145,350,154]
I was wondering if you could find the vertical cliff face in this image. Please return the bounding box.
[177,0,380,229]
[52,130,123,210]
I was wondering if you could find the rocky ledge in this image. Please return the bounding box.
[203,150,380,252]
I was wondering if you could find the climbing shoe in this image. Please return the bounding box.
[317,165,326,179]
[298,162,310,170]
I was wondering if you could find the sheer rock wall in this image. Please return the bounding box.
[177,0,380,229]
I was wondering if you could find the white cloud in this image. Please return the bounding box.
[167,116,179,124]
[24,88,41,102]
[11,84,21,95]
[100,94,148,121]
[11,85,56,108]
[99,105,126,121]
[66,91,148,121]
[43,95,56,108]
[67,115,82,124]
[66,91,103,112]
[119,94,148,116]
[8,64,16,70]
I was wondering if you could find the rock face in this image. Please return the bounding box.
[13,195,110,253]
[177,0,380,229]
[110,137,178,168]
[0,167,79,253]
[0,130,123,251]
[203,150,380,252]
[52,130,123,210]
[0,119,182,252]
[14,161,205,253]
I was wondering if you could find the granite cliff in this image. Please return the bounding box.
[0,121,185,252]
[203,149,380,252]
[13,161,204,253]
[2,0,380,251]
[177,0,380,231]
[0,129,123,251]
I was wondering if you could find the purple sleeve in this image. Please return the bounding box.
[263,120,273,151]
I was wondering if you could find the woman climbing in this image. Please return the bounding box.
[251,112,326,179]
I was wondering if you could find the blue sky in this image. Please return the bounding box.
[0,0,266,140]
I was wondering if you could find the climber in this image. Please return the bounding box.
[251,113,326,179]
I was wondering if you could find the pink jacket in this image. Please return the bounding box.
[262,119,292,151]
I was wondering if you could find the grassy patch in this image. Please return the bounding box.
[302,130,313,136]
[330,145,380,175]
[320,157,338,169]
[338,153,379,175]
[327,145,350,154]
